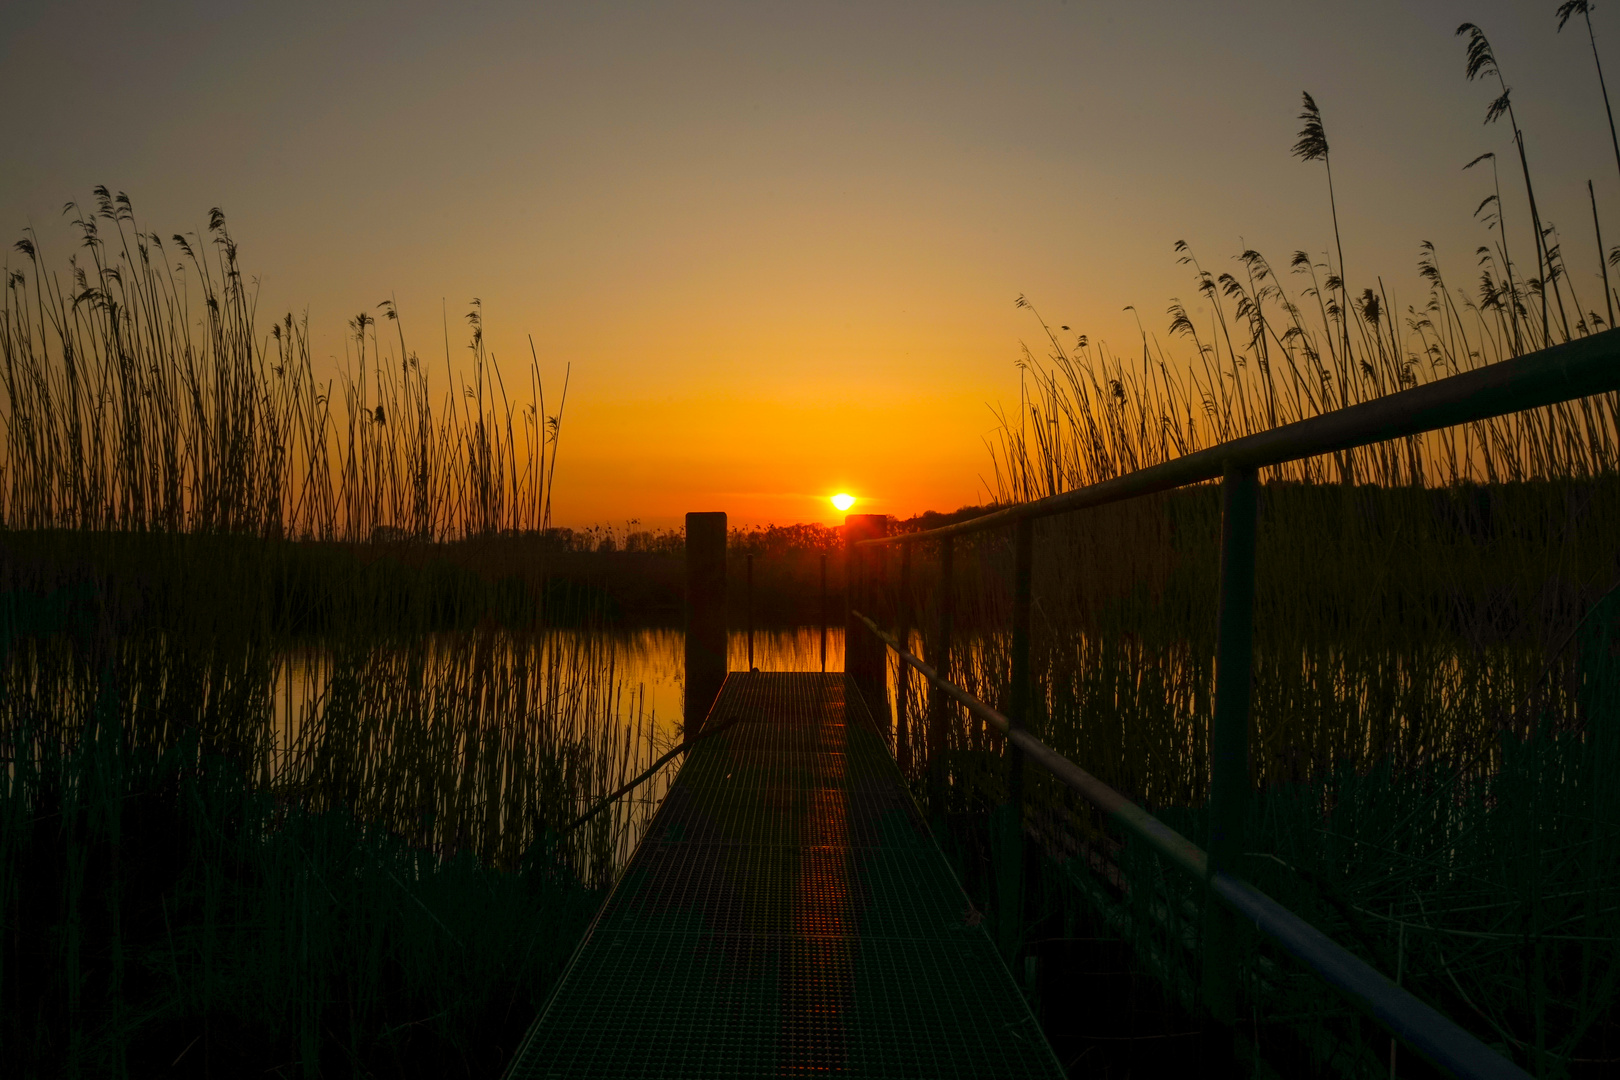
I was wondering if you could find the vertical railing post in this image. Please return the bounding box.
[820,552,828,673]
[997,515,1034,961]
[928,536,954,819]
[746,551,755,671]
[844,514,887,721]
[1203,464,1259,1025]
[896,540,913,775]
[684,511,727,738]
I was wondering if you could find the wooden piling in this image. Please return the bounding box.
[685,511,727,736]
[844,513,888,724]
[820,552,828,673]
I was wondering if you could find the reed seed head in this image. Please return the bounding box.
[1292,91,1329,162]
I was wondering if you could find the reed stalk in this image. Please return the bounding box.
[2,192,561,542]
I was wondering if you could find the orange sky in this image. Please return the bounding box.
[4,1,1617,528]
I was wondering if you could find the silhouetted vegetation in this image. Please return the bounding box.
[0,197,677,1077]
[10,8,1620,1078]
[899,16,1620,1075]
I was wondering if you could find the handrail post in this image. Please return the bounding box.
[684,511,727,738]
[820,552,828,673]
[896,540,913,774]
[997,515,1034,961]
[746,551,755,671]
[1203,464,1259,1025]
[928,536,953,818]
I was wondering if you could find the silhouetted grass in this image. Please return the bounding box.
[899,41,1620,1074]
[0,528,674,1078]
[891,481,1620,1077]
[0,195,678,1077]
[3,190,562,541]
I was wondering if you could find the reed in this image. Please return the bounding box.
[1559,1,1620,190]
[0,195,674,1077]
[995,249,1618,503]
[895,64,1620,1077]
[892,464,1620,1076]
[2,190,562,541]
[0,528,672,1077]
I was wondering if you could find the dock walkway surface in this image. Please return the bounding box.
[506,671,1065,1078]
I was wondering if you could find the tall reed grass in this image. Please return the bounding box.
[2,189,562,540]
[900,419,1620,1078]
[992,16,1620,499]
[0,193,674,1078]
[996,246,1618,501]
[0,528,673,1077]
[890,48,1620,1074]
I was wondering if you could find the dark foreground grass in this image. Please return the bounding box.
[7,750,600,1079]
[911,54,1620,1069]
[0,529,666,1080]
[877,481,1620,1078]
[0,199,864,1077]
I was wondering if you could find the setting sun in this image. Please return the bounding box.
[831,493,856,512]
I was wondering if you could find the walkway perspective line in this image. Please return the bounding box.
[505,671,1065,1079]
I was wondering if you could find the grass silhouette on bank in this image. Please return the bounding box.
[882,21,1620,1074]
[0,196,677,1077]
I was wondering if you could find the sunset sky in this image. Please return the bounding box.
[3,0,1616,529]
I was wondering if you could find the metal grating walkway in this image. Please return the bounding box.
[506,671,1065,1079]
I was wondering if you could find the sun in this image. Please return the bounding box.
[831,493,856,512]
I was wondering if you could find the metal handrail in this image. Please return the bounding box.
[856,327,1620,549]
[838,331,1620,1080]
[852,612,1529,1080]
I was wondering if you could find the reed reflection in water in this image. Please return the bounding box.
[271,627,847,745]
[263,626,846,872]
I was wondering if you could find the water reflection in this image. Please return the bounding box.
[269,627,847,760]
[613,626,847,737]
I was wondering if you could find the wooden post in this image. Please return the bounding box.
[928,536,953,818]
[684,511,727,737]
[1203,465,1258,1024]
[820,552,828,673]
[996,515,1034,961]
[746,551,755,671]
[843,513,887,722]
[896,540,913,775]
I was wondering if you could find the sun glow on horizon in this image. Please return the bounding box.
[831,493,856,512]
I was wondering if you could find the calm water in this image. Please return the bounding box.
[270,626,847,755]
[613,626,847,737]
[259,627,847,870]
